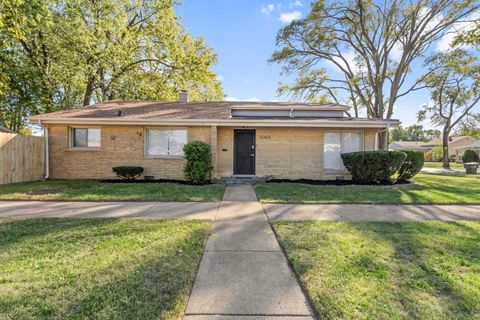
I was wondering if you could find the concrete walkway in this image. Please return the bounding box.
[421,167,469,174]
[1,199,480,223]
[263,203,480,221]
[184,184,313,319]
[0,200,219,219]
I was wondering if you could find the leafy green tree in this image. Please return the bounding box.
[455,114,480,139]
[418,49,480,169]
[454,21,480,49]
[0,0,223,131]
[270,0,479,149]
[390,125,441,142]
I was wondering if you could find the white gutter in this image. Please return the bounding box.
[33,117,400,129]
[43,124,49,180]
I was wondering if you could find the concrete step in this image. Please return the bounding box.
[213,175,271,184]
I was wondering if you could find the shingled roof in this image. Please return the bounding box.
[31,100,348,120]
[30,100,400,128]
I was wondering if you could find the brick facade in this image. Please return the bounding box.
[47,125,211,180]
[47,125,378,180]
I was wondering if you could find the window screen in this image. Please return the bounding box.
[146,129,187,156]
[73,128,101,148]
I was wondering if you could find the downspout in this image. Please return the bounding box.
[43,122,49,180]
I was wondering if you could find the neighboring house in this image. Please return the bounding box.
[30,96,399,181]
[388,141,431,152]
[389,136,478,162]
[456,139,480,162]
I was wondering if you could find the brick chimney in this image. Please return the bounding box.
[179,90,188,103]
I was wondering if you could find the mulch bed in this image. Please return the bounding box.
[266,179,410,186]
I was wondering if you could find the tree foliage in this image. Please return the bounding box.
[271,0,479,121]
[0,0,223,131]
[390,124,441,142]
[418,49,480,169]
[455,114,480,139]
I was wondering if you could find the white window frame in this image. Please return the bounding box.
[144,127,188,159]
[69,127,101,150]
[323,130,364,171]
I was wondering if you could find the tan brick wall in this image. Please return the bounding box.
[256,128,324,179]
[47,124,380,180]
[47,125,211,180]
[215,127,379,180]
[217,127,234,177]
[364,129,377,151]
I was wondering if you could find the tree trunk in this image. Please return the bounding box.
[83,76,95,106]
[442,127,450,169]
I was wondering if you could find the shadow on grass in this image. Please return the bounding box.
[346,222,480,319]
[0,218,208,320]
[275,221,480,320]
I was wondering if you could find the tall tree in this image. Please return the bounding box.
[271,0,479,148]
[0,0,223,131]
[418,49,480,169]
[390,124,441,142]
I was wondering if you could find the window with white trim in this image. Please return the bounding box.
[146,129,187,157]
[324,132,363,170]
[71,128,101,148]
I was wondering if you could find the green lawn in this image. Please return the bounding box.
[423,162,465,170]
[0,218,210,319]
[255,173,480,204]
[0,180,225,201]
[274,221,480,320]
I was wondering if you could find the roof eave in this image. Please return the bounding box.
[34,117,400,128]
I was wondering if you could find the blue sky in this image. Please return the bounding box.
[175,1,477,128]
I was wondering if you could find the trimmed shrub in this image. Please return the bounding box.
[341,151,407,184]
[397,150,424,181]
[112,166,144,180]
[183,141,213,185]
[462,149,479,163]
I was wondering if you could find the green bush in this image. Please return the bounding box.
[183,141,213,185]
[341,151,407,184]
[112,166,144,180]
[462,149,479,163]
[397,150,425,181]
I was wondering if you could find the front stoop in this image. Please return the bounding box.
[184,185,314,319]
[213,175,271,185]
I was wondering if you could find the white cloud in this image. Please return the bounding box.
[225,96,261,102]
[289,0,302,8]
[260,3,275,15]
[328,50,362,74]
[436,12,479,52]
[278,11,302,23]
[216,75,224,82]
[390,41,403,62]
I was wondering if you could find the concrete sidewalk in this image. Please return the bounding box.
[263,203,480,221]
[0,201,219,219]
[184,185,313,319]
[1,200,479,222]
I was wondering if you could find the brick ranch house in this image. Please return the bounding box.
[31,97,399,181]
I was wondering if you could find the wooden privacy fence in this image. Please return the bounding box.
[0,132,45,184]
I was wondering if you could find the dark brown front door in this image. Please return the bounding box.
[234,130,255,175]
